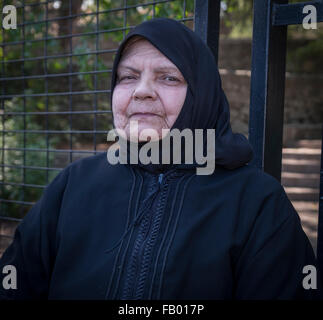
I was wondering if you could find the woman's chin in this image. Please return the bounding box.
[127,129,162,142]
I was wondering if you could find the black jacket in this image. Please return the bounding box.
[0,152,321,300]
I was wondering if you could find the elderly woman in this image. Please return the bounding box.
[0,18,321,300]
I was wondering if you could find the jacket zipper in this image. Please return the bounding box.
[132,173,164,298]
[158,173,164,184]
[119,173,162,299]
[121,170,184,299]
[121,172,167,299]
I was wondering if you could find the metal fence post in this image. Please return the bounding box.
[194,0,221,64]
[248,0,288,182]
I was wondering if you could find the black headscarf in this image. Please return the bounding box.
[110,18,253,173]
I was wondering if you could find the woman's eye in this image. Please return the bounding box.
[163,76,179,82]
[119,75,136,82]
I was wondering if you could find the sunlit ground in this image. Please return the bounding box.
[282,139,322,256]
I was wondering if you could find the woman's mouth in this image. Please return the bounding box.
[130,112,160,119]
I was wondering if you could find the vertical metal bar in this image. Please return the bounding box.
[0,10,5,215]
[194,0,220,64]
[21,0,26,216]
[69,0,73,163]
[248,0,288,182]
[317,126,323,278]
[94,0,99,154]
[123,0,127,40]
[45,1,49,182]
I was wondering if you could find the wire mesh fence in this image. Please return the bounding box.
[0,0,195,220]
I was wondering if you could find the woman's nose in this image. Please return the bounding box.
[132,77,157,101]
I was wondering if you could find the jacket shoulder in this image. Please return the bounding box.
[207,164,285,196]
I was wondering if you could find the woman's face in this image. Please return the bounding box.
[112,38,187,141]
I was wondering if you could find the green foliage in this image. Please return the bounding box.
[0,100,59,218]
[287,36,323,73]
[221,0,253,38]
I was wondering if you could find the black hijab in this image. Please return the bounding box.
[110,18,253,173]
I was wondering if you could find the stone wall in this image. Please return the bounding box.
[218,39,323,144]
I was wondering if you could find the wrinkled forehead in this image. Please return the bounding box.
[118,36,174,68]
[119,37,188,82]
[119,35,147,60]
[120,35,189,72]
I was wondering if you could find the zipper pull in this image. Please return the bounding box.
[158,173,164,184]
